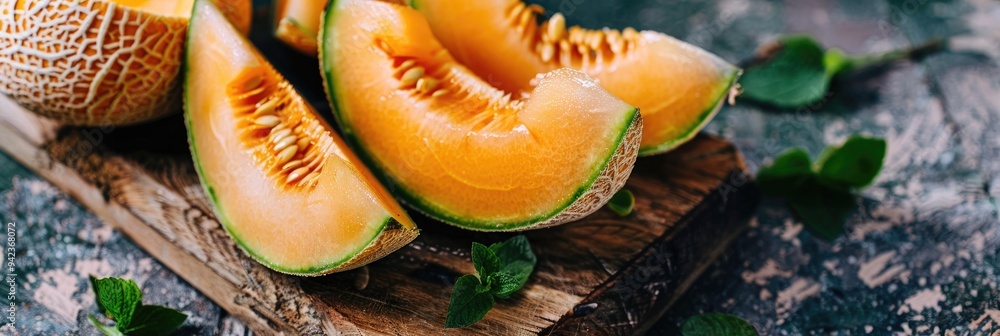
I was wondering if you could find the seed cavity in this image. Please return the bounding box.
[391,58,452,100]
[227,67,335,189]
[509,2,643,69]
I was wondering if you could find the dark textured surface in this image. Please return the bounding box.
[1,0,999,335]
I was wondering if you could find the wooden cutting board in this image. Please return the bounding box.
[0,94,755,335]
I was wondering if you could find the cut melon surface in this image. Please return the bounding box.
[273,0,326,55]
[185,0,417,275]
[411,0,741,155]
[0,0,251,126]
[320,0,641,231]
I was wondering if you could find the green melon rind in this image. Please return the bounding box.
[638,68,742,156]
[319,0,637,231]
[183,0,394,276]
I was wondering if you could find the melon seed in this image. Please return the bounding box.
[540,42,555,62]
[432,89,449,98]
[287,167,310,183]
[273,135,297,151]
[398,59,416,72]
[623,27,640,40]
[270,128,292,141]
[282,160,303,171]
[276,145,298,165]
[241,76,264,92]
[517,9,533,34]
[548,13,566,41]
[559,46,572,66]
[296,137,310,150]
[508,2,525,18]
[300,172,320,186]
[377,39,395,55]
[256,98,279,116]
[400,67,424,87]
[416,77,439,93]
[255,115,280,127]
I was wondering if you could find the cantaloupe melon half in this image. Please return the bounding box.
[0,0,251,126]
[320,0,642,231]
[185,0,417,275]
[410,0,741,155]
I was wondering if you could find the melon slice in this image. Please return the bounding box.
[320,0,641,231]
[0,0,251,126]
[410,0,741,155]
[185,0,417,275]
[273,0,326,55]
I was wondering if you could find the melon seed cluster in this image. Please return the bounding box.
[394,58,451,99]
[228,68,333,189]
[508,3,643,67]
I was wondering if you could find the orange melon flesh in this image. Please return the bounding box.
[273,0,327,55]
[411,0,741,155]
[321,0,640,230]
[185,0,416,275]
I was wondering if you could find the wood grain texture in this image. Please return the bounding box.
[0,86,754,334]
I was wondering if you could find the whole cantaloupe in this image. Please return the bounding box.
[0,0,251,126]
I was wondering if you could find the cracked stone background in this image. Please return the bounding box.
[1,0,1000,334]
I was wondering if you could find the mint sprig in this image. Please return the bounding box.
[757,135,886,239]
[739,35,943,108]
[682,313,758,336]
[446,235,536,328]
[88,276,188,336]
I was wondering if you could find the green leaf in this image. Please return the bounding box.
[88,315,125,336]
[607,189,635,216]
[816,136,887,188]
[756,136,885,240]
[487,272,521,299]
[740,35,944,108]
[681,313,758,336]
[756,148,814,196]
[788,177,857,240]
[471,242,501,278]
[90,276,143,328]
[489,235,536,289]
[121,305,188,336]
[445,275,495,328]
[740,35,830,108]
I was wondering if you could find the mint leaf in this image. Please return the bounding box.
[756,136,885,240]
[816,136,886,188]
[740,35,830,108]
[446,236,537,328]
[122,305,188,336]
[489,235,536,290]
[487,272,521,299]
[90,276,143,328]
[445,275,495,328]
[89,276,188,336]
[471,242,501,278]
[88,315,125,336]
[740,35,943,108]
[788,178,856,240]
[607,189,635,216]
[681,313,758,336]
[756,148,813,196]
